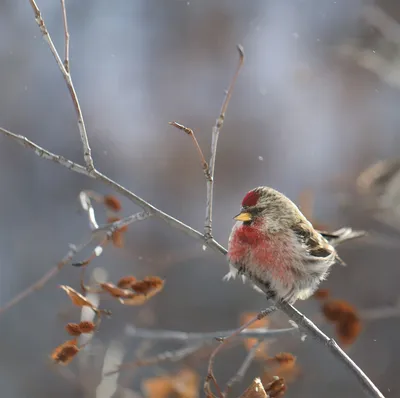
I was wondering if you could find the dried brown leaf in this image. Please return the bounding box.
[313,288,330,300]
[65,323,81,336]
[265,377,286,397]
[51,339,80,365]
[131,276,164,295]
[78,320,96,334]
[240,378,268,398]
[117,275,137,289]
[60,285,96,310]
[104,195,122,212]
[142,369,199,398]
[100,282,131,298]
[111,230,125,248]
[142,376,173,398]
[269,353,296,366]
[336,312,362,346]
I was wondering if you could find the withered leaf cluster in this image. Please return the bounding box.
[100,275,164,306]
[314,289,362,346]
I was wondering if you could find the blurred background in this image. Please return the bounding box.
[1,0,400,397]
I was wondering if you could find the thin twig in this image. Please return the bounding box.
[105,344,204,376]
[60,0,70,73]
[125,325,296,341]
[0,127,89,176]
[169,121,211,179]
[0,238,93,315]
[204,307,276,398]
[224,340,263,396]
[28,0,94,172]
[204,45,244,239]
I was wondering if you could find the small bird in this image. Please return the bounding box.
[225,186,365,304]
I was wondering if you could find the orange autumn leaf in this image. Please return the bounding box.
[103,195,122,212]
[240,312,270,357]
[60,285,96,310]
[51,339,80,365]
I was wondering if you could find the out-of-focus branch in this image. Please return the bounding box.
[28,0,94,171]
[224,340,263,396]
[125,325,296,341]
[204,308,276,398]
[106,344,204,376]
[204,45,244,240]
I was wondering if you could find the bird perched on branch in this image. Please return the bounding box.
[225,186,365,304]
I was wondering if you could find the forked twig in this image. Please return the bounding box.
[204,307,276,398]
[28,0,94,172]
[169,121,211,179]
[204,45,244,239]
[224,340,263,395]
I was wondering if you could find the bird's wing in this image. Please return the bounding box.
[292,221,336,261]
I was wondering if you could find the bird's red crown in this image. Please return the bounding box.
[242,190,260,207]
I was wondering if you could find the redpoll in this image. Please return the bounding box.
[225,186,365,304]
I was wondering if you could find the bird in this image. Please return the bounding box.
[225,186,365,304]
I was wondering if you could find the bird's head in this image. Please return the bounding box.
[234,187,301,233]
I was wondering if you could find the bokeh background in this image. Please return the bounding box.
[1,0,400,397]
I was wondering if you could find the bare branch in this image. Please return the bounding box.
[224,340,263,395]
[125,325,296,341]
[0,127,89,176]
[204,45,244,239]
[169,121,211,179]
[276,300,385,398]
[204,307,276,398]
[27,0,94,172]
[60,0,70,72]
[106,344,203,376]
[0,238,94,315]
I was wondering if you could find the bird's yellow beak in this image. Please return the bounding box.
[233,212,252,222]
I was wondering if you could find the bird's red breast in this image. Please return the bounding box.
[228,222,293,284]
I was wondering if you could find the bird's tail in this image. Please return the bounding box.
[318,227,366,247]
